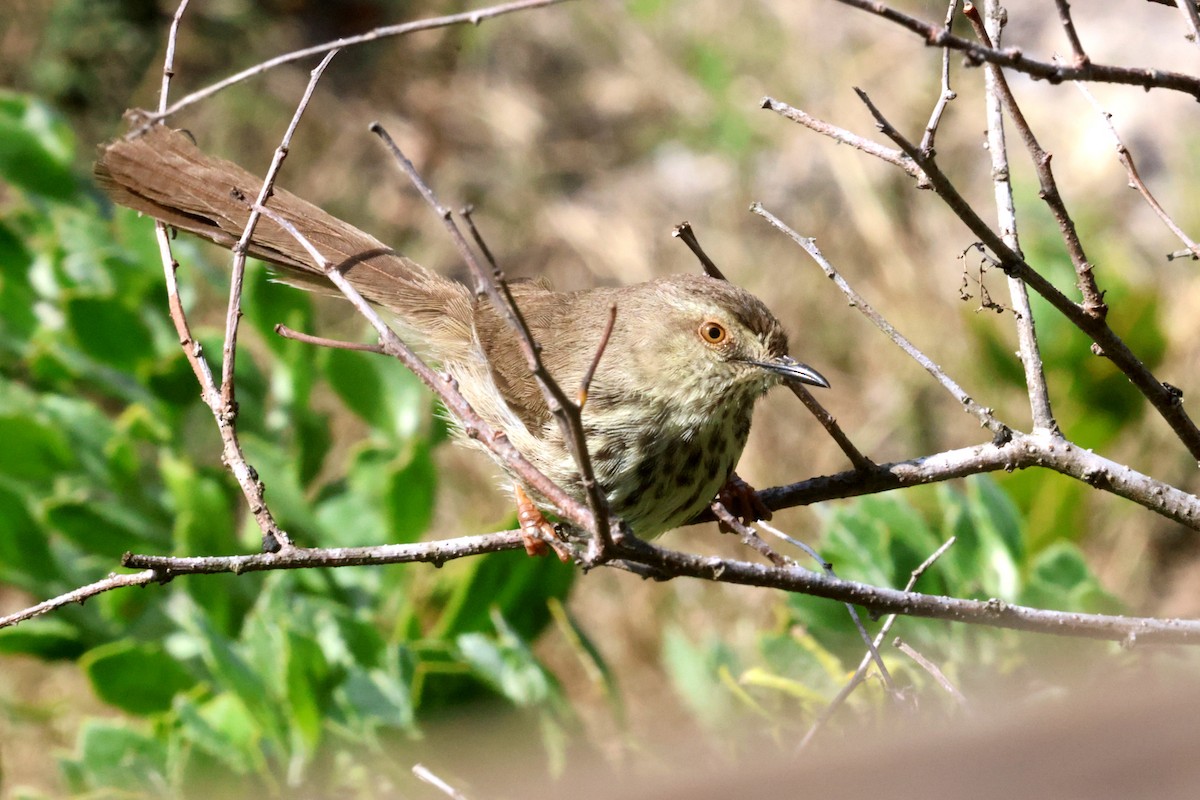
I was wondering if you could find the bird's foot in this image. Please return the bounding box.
[716,472,772,533]
[515,484,573,562]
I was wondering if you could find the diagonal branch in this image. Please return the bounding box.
[852,88,1200,461]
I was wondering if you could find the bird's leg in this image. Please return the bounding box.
[514,484,572,562]
[716,472,772,532]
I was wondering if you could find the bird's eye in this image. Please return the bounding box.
[698,320,727,345]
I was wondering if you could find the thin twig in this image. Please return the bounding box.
[755,518,898,695]
[919,0,960,155]
[798,536,956,751]
[247,201,589,552]
[974,0,1058,434]
[274,324,386,353]
[412,764,469,800]
[0,571,167,629]
[760,97,927,185]
[748,430,1200,531]
[148,1,295,551]
[369,123,615,560]
[218,50,338,549]
[1052,0,1090,66]
[711,503,789,567]
[831,0,1200,100]
[788,382,876,471]
[750,203,1010,437]
[894,637,968,705]
[157,0,191,115]
[137,0,575,127]
[672,221,728,280]
[578,304,618,408]
[1074,82,1200,261]
[1173,0,1200,48]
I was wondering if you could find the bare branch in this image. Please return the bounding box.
[0,571,166,629]
[274,324,386,353]
[1053,0,1090,66]
[1173,0,1200,49]
[413,764,470,800]
[963,3,1106,319]
[760,97,927,185]
[894,637,968,704]
[137,0,576,127]
[787,382,876,471]
[831,0,1200,99]
[750,202,1010,437]
[1075,82,1200,261]
[919,0,961,155]
[672,221,728,281]
[973,0,1059,433]
[851,88,1200,460]
[798,536,957,751]
[752,431,1200,530]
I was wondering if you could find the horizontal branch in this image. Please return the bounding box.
[833,0,1200,100]
[108,530,1200,645]
[738,431,1200,531]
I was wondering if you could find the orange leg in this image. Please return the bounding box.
[515,484,573,562]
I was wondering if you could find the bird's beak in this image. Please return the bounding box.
[753,356,830,388]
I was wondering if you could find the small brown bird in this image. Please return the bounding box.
[95,125,828,553]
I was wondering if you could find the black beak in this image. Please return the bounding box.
[753,356,830,388]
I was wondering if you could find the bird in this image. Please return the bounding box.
[95,124,829,556]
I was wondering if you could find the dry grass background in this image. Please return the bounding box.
[4,0,1200,792]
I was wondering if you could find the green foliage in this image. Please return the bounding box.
[0,93,574,794]
[664,476,1123,741]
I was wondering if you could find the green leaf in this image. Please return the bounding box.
[324,346,427,440]
[44,497,156,558]
[58,720,169,795]
[175,693,264,776]
[662,627,738,729]
[64,296,155,372]
[384,442,437,543]
[81,640,195,715]
[455,610,559,708]
[0,482,58,586]
[0,414,76,484]
[431,549,575,643]
[0,618,85,659]
[0,92,76,200]
[337,665,414,732]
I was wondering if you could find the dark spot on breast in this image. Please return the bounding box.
[593,440,624,468]
[671,482,709,523]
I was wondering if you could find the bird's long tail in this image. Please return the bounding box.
[94,124,472,342]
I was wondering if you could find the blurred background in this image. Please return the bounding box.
[2,0,1199,795]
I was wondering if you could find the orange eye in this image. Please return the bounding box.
[698,320,727,345]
